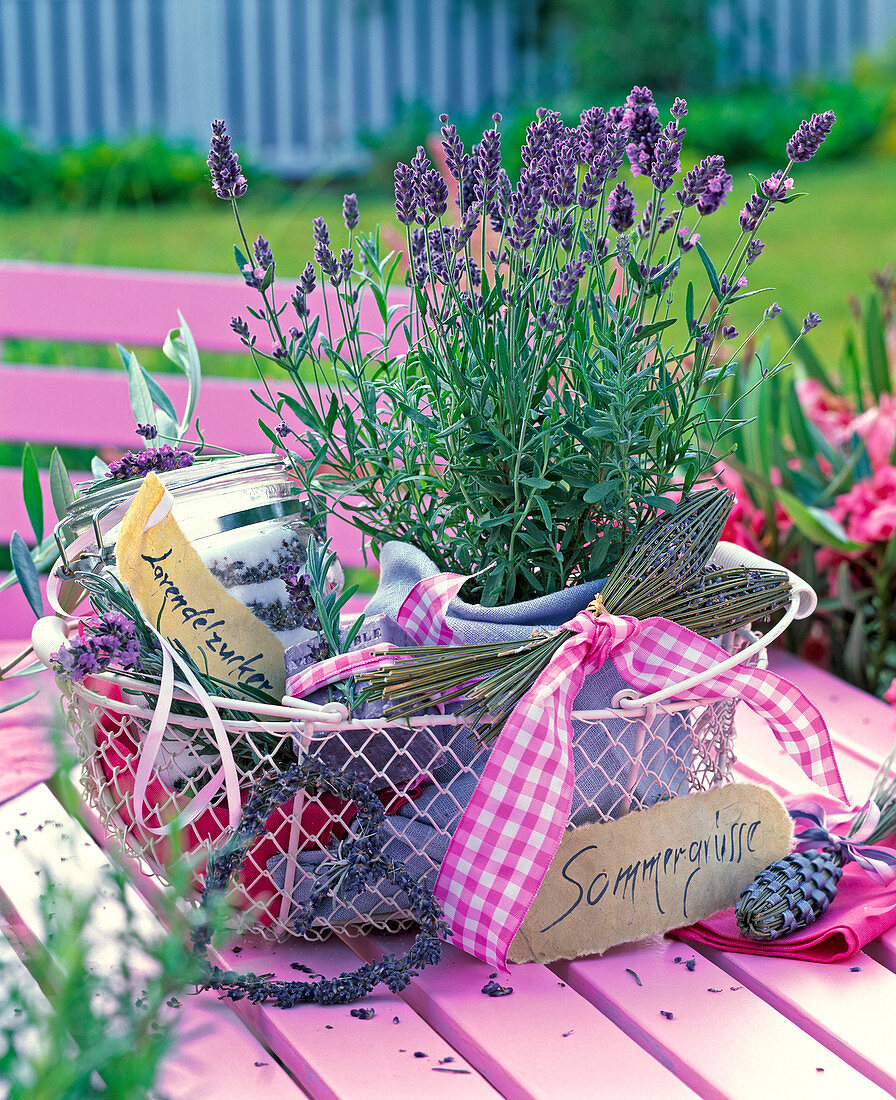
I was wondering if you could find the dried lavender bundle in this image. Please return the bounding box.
[358,488,793,742]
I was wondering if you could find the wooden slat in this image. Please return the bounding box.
[344,930,698,1099]
[0,785,306,1099]
[0,260,410,351]
[64,788,499,1099]
[553,937,890,1099]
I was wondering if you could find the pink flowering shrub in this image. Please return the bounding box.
[716,271,896,701]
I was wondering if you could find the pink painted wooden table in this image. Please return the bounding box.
[3,642,896,1099]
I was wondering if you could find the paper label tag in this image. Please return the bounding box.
[508,782,792,964]
[115,472,286,698]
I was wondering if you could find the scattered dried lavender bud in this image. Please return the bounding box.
[625,968,642,986]
[850,966,861,973]
[393,1016,400,1024]
[231,945,242,954]
[481,979,513,997]
[562,1029,574,1037]
[414,1051,428,1058]
[660,1010,674,1020]
[708,988,723,993]
[350,1007,375,1019]
[254,1061,269,1067]
[439,1057,454,1064]
[685,959,696,972]
[674,956,682,963]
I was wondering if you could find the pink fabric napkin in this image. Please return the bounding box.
[671,855,896,962]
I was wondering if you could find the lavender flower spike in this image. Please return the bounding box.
[801,311,822,333]
[343,193,359,230]
[607,181,637,232]
[394,163,417,226]
[208,119,247,199]
[786,111,836,163]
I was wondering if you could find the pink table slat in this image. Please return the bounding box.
[344,930,698,1099]
[0,260,410,355]
[553,937,891,1099]
[216,936,498,1100]
[0,786,305,1100]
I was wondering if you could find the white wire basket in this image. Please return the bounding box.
[33,543,815,941]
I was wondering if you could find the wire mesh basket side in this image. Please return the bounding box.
[63,678,740,940]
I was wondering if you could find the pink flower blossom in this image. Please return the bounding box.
[849,393,896,472]
[831,465,896,545]
[795,377,856,443]
[884,676,896,706]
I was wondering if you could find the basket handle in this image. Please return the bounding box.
[616,543,813,712]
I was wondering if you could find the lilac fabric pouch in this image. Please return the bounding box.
[269,541,693,925]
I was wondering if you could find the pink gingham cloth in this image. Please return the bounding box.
[285,571,846,973]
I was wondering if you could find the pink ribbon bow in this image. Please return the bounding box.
[285,570,846,973]
[788,798,896,885]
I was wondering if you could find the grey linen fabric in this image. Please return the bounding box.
[270,541,690,925]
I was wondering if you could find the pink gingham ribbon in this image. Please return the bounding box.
[788,798,896,885]
[285,571,846,972]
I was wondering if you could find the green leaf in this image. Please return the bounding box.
[91,455,110,479]
[778,191,808,205]
[583,481,616,504]
[234,245,250,273]
[775,489,865,552]
[864,291,890,400]
[694,241,721,300]
[260,262,275,292]
[123,347,155,427]
[163,314,202,437]
[685,281,695,333]
[21,443,43,543]
[0,690,39,714]
[10,532,44,618]
[49,448,76,519]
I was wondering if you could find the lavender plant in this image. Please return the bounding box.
[211,96,835,606]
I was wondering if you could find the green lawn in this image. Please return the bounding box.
[1,155,894,374]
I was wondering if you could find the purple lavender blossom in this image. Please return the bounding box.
[678,226,699,253]
[230,316,251,339]
[577,106,609,163]
[336,248,354,285]
[544,133,578,210]
[394,163,418,226]
[615,233,632,265]
[439,114,471,183]
[207,119,247,199]
[456,202,482,248]
[746,238,764,265]
[135,423,158,440]
[650,122,683,193]
[291,289,309,318]
[671,98,688,119]
[252,236,275,284]
[52,612,142,682]
[765,302,782,318]
[599,120,628,182]
[577,161,604,210]
[786,110,836,162]
[423,169,450,221]
[508,167,542,252]
[676,154,732,215]
[475,115,502,206]
[760,170,794,200]
[718,273,747,297]
[693,324,716,348]
[106,445,194,480]
[489,168,512,232]
[637,198,664,239]
[284,570,322,633]
[275,420,295,438]
[342,193,359,230]
[607,181,637,232]
[722,325,738,340]
[801,311,822,333]
[738,190,770,233]
[622,86,661,177]
[312,217,339,278]
[299,261,316,295]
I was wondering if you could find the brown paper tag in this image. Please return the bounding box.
[508,782,792,964]
[115,472,286,698]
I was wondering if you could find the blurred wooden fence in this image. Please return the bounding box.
[711,0,896,86]
[0,0,553,176]
[0,0,894,176]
